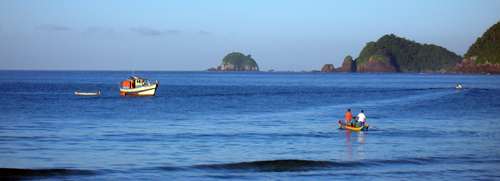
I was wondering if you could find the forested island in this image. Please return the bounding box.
[207,52,259,71]
[322,34,462,73]
[322,20,500,74]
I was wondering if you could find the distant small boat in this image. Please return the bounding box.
[119,76,159,96]
[338,120,370,131]
[339,123,370,131]
[75,91,100,96]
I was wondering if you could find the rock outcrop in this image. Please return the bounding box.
[449,57,500,74]
[357,56,398,73]
[337,55,356,72]
[320,64,335,72]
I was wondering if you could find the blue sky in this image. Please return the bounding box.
[1,0,499,71]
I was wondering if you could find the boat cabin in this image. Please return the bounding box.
[122,76,148,89]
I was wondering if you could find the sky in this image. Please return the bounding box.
[0,0,499,71]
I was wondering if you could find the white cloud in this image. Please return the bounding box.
[130,27,162,36]
[36,24,72,31]
[165,29,181,34]
[86,26,114,34]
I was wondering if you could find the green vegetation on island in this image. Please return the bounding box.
[464,20,500,65]
[344,55,354,64]
[222,52,258,70]
[355,34,463,72]
[208,52,259,71]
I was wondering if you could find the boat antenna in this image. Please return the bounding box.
[132,62,137,77]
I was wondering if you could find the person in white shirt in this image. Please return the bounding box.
[357,110,366,126]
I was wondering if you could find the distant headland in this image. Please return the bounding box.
[207,52,259,71]
[320,20,500,74]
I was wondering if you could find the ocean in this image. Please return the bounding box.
[0,71,499,180]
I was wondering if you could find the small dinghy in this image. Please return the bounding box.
[75,91,100,96]
[339,123,370,131]
[337,120,370,131]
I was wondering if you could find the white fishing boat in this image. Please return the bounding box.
[75,91,100,96]
[119,76,159,96]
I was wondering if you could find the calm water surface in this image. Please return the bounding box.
[0,71,499,180]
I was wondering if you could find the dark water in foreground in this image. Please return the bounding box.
[0,71,499,180]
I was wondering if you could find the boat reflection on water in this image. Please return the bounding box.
[343,130,366,159]
[344,130,352,159]
[357,131,366,143]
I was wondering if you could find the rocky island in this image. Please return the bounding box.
[207,52,259,71]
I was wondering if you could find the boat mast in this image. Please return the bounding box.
[131,62,137,77]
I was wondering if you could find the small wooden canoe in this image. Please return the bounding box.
[75,91,100,96]
[339,123,370,131]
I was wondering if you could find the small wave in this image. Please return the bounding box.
[156,166,189,171]
[169,156,483,173]
[0,168,97,180]
[192,159,364,172]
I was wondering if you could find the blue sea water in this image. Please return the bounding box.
[0,71,499,180]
